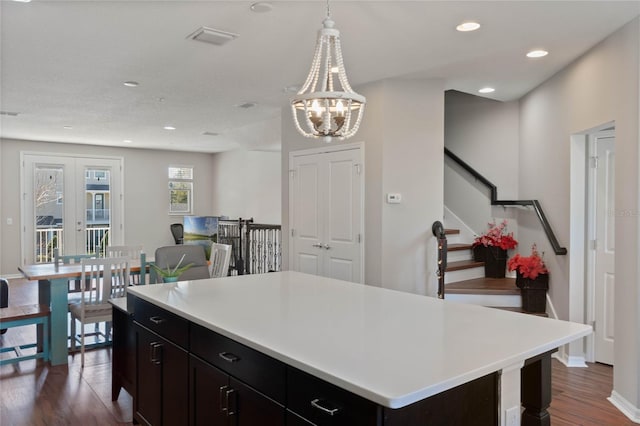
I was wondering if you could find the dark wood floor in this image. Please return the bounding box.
[1,278,635,425]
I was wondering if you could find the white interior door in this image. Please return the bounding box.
[22,153,123,265]
[322,149,362,282]
[289,144,364,283]
[593,133,615,365]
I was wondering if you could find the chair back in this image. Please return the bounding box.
[80,257,131,302]
[154,245,209,282]
[105,245,143,260]
[59,253,94,264]
[210,243,232,278]
[170,223,184,245]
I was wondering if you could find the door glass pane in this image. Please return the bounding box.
[85,168,111,256]
[34,166,64,263]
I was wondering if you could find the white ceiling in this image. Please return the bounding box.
[1,1,638,153]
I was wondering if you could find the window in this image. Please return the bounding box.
[169,166,193,215]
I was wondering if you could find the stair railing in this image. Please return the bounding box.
[444,148,567,255]
[432,221,447,299]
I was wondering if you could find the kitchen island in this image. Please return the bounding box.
[122,271,591,425]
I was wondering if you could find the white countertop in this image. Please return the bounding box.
[127,271,591,409]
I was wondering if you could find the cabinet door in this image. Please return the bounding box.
[190,355,230,425]
[136,324,163,426]
[230,377,285,426]
[135,324,189,426]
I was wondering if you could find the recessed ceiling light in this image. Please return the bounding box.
[63,125,73,130]
[123,139,133,144]
[456,21,481,32]
[478,87,495,94]
[11,0,32,3]
[123,81,139,87]
[526,49,549,58]
[163,125,176,130]
[250,2,273,13]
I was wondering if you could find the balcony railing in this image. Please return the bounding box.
[35,226,110,263]
[86,209,110,222]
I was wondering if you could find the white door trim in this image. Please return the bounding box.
[20,151,125,266]
[288,142,365,283]
[569,122,615,364]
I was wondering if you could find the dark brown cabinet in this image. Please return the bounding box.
[134,323,189,426]
[190,354,285,426]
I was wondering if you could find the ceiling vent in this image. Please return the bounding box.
[0,111,20,116]
[202,131,219,136]
[187,26,239,46]
[236,102,257,109]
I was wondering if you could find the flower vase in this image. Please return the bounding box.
[516,272,549,313]
[473,245,485,262]
[484,247,507,278]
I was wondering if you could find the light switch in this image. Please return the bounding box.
[6,218,13,225]
[386,193,402,204]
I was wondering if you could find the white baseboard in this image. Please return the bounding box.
[608,391,640,423]
[552,350,588,368]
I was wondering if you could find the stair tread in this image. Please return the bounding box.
[491,306,549,317]
[447,243,473,251]
[446,277,519,295]
[445,259,484,271]
[444,228,460,235]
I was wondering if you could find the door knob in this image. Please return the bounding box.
[312,243,323,248]
[323,244,331,250]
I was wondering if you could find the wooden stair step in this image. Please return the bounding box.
[444,228,460,235]
[445,277,520,295]
[491,307,549,317]
[447,243,472,252]
[445,259,483,272]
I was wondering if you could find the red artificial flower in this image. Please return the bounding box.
[507,244,548,279]
[472,220,518,250]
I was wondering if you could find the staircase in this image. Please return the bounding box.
[442,228,546,316]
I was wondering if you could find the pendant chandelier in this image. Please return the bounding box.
[291,1,366,143]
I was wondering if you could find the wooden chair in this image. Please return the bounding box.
[57,253,95,293]
[209,243,232,278]
[106,245,144,284]
[0,278,50,366]
[69,257,130,367]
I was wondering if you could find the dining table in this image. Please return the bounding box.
[18,254,149,366]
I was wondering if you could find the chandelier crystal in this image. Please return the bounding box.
[291,3,366,143]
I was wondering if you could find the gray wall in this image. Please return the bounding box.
[444,91,520,234]
[518,17,639,413]
[210,150,281,224]
[281,77,444,295]
[1,138,216,275]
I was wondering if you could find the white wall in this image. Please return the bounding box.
[444,91,520,234]
[281,78,444,295]
[0,138,215,275]
[518,17,639,415]
[210,149,281,224]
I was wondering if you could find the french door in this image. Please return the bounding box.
[21,153,123,265]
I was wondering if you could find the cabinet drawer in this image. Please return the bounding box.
[287,367,381,426]
[190,323,286,404]
[134,298,189,349]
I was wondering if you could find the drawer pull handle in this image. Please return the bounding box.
[226,388,237,416]
[218,352,240,363]
[311,398,340,416]
[219,385,229,413]
[149,316,165,325]
[150,342,163,365]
